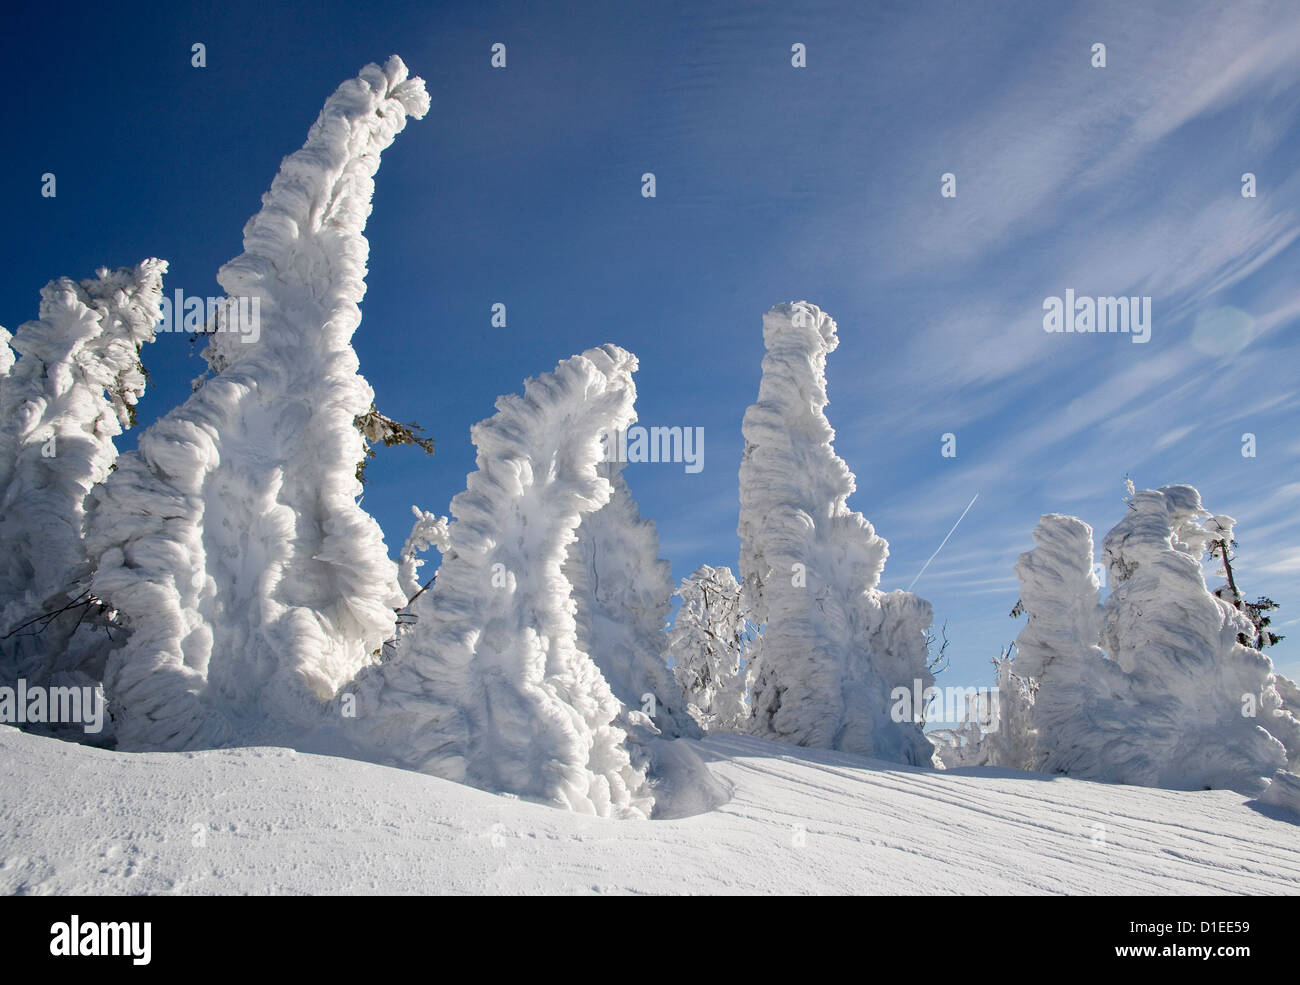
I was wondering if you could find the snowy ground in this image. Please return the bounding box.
[1,726,1296,895]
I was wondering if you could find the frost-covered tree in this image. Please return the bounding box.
[931,647,1037,770]
[397,506,450,601]
[353,403,435,484]
[1208,524,1286,652]
[1101,487,1298,791]
[88,57,428,750]
[1260,768,1300,816]
[1016,487,1299,794]
[0,327,14,377]
[1273,672,1300,772]
[346,345,654,818]
[738,301,935,765]
[1202,520,1299,771]
[669,564,753,731]
[369,506,452,662]
[566,463,696,740]
[0,260,166,690]
[1010,513,1117,777]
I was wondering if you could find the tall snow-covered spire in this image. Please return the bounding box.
[1013,514,1107,682]
[738,301,935,765]
[89,57,428,751]
[1011,513,1114,775]
[0,260,166,688]
[347,345,654,818]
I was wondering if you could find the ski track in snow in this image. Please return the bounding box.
[1,727,1295,895]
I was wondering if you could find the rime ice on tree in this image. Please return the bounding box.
[738,302,936,765]
[0,260,166,692]
[567,463,696,742]
[397,506,450,600]
[1016,487,1299,794]
[930,648,1037,770]
[88,57,428,750]
[348,345,654,818]
[669,564,753,731]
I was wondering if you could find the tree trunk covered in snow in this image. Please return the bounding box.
[88,57,427,751]
[738,301,935,765]
[346,345,654,818]
[0,260,166,691]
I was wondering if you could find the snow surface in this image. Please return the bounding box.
[2,725,1295,895]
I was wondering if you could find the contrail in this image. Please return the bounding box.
[907,493,979,592]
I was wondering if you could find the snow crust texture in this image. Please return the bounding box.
[87,58,427,751]
[739,302,934,765]
[4,726,1297,895]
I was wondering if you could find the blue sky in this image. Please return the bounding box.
[3,0,1298,697]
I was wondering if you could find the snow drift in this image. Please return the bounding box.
[4,724,1297,895]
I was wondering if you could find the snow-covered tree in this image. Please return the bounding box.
[1016,487,1299,794]
[0,327,14,377]
[1202,518,1299,771]
[88,57,428,751]
[988,653,1039,770]
[566,463,696,740]
[1273,672,1300,772]
[368,506,452,662]
[346,345,654,818]
[1260,768,1300,816]
[738,301,935,765]
[669,564,753,731]
[931,647,1037,770]
[397,506,450,601]
[353,403,435,484]
[0,260,166,690]
[1100,486,1297,791]
[1010,513,1117,777]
